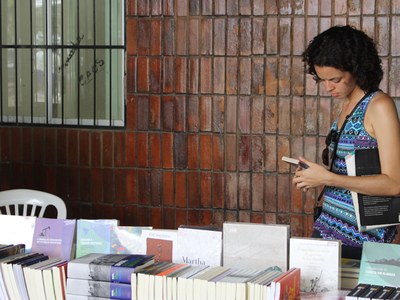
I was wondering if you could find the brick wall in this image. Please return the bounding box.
[1,0,399,238]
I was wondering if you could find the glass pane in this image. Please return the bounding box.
[32,0,46,45]
[17,49,32,123]
[111,49,124,125]
[17,1,31,45]
[62,47,78,124]
[2,0,15,45]
[79,49,95,124]
[111,0,124,46]
[79,0,94,46]
[1,49,16,122]
[95,0,109,45]
[51,0,62,45]
[50,48,64,124]
[94,49,109,125]
[32,49,47,123]
[63,0,78,45]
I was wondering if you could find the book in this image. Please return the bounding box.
[52,260,68,300]
[271,267,301,300]
[358,285,384,300]
[371,286,397,299]
[289,237,341,293]
[110,226,152,255]
[31,217,76,261]
[174,265,210,300]
[141,229,178,263]
[0,215,36,252]
[345,149,400,231]
[66,278,131,299]
[0,252,30,300]
[346,283,371,300]
[75,219,119,258]
[68,253,154,284]
[175,226,222,267]
[0,244,26,259]
[66,295,110,300]
[281,156,309,169]
[387,287,400,299]
[223,222,290,271]
[359,241,400,287]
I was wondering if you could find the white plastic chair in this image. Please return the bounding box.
[0,189,67,219]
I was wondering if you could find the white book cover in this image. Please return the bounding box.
[289,237,341,293]
[175,227,222,267]
[141,229,178,263]
[110,226,152,255]
[0,215,36,252]
[75,219,119,258]
[222,222,290,271]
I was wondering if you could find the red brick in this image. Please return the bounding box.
[163,71,174,110]
[252,173,264,211]
[291,96,304,136]
[239,58,251,95]
[251,96,264,133]
[151,0,162,15]
[226,58,238,94]
[226,0,239,15]
[212,135,224,170]
[239,0,251,14]
[240,18,251,55]
[176,19,187,55]
[200,134,212,169]
[137,0,150,15]
[57,129,67,165]
[213,58,225,94]
[164,19,175,55]
[126,57,136,94]
[91,168,103,203]
[138,169,150,204]
[253,0,265,15]
[44,128,56,164]
[200,96,212,131]
[320,0,332,16]
[239,173,250,209]
[177,0,188,16]
[126,19,137,55]
[189,19,199,55]
[202,0,212,15]
[127,0,137,15]
[278,59,290,96]
[279,0,291,14]
[187,96,199,132]
[305,96,318,135]
[278,97,290,134]
[376,0,390,14]
[114,132,125,167]
[188,58,199,94]
[115,169,127,204]
[307,0,318,15]
[152,207,163,228]
[103,168,115,203]
[200,172,212,207]
[292,57,305,96]
[227,19,239,56]
[304,136,317,166]
[151,169,162,206]
[126,169,137,204]
[162,133,174,168]
[265,0,278,14]
[264,135,276,172]
[187,134,199,169]
[162,171,174,206]
[149,133,161,167]
[174,96,186,132]
[137,19,150,54]
[212,173,224,208]
[253,18,265,54]
[392,17,400,56]
[175,57,187,93]
[225,134,236,171]
[277,136,290,172]
[149,96,161,130]
[238,96,251,134]
[79,131,90,167]
[238,135,251,171]
[188,172,200,208]
[137,57,149,92]
[320,97,332,134]
[91,131,101,168]
[200,58,212,93]
[149,57,161,93]
[215,0,226,15]
[277,174,290,213]
[252,136,264,171]
[32,128,44,163]
[137,132,148,167]
[189,0,200,15]
[214,19,225,55]
[137,96,149,130]
[226,96,237,133]
[252,57,265,94]
[225,173,238,209]
[163,0,174,15]
[212,96,225,133]
[377,17,389,56]
[265,57,278,96]
[126,95,137,131]
[175,172,187,208]
[173,133,187,169]
[266,17,278,54]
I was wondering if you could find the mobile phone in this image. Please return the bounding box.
[281,156,309,169]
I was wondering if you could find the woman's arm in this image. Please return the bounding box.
[293,93,400,196]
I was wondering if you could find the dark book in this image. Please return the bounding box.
[388,288,400,299]
[0,244,25,259]
[372,286,397,299]
[346,148,400,231]
[346,283,371,300]
[359,285,384,300]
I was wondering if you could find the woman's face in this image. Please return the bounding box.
[313,66,358,99]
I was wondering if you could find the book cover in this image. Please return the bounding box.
[31,217,76,261]
[346,149,400,231]
[289,237,341,293]
[141,229,178,263]
[359,241,400,287]
[346,283,371,300]
[272,267,301,300]
[68,253,154,284]
[110,226,152,255]
[0,244,26,259]
[75,219,119,258]
[66,278,131,300]
[371,286,397,299]
[222,222,290,271]
[0,215,36,252]
[358,285,383,300]
[175,227,222,267]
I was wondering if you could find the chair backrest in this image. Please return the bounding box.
[0,189,67,219]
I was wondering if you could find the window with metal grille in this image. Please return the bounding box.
[0,0,125,127]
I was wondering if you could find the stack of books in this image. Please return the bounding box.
[65,253,154,299]
[346,283,400,299]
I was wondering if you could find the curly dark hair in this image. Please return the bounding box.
[302,25,383,92]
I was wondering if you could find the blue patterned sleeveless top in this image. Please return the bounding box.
[313,91,397,247]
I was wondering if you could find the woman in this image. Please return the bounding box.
[294,25,400,259]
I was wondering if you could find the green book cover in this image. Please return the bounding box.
[359,241,400,287]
